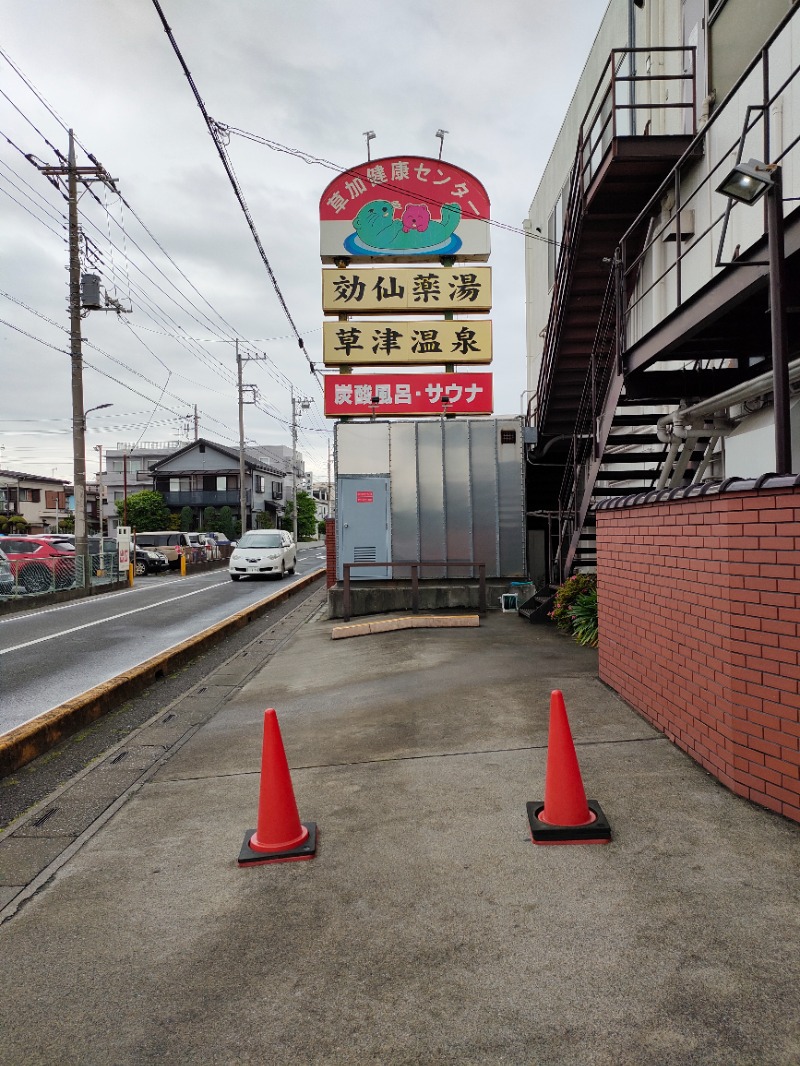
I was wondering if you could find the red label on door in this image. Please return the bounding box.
[356,491,374,503]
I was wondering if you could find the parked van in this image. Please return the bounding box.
[134,531,191,568]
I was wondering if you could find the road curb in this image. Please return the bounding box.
[0,569,325,778]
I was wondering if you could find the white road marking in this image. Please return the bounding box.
[0,569,224,625]
[0,579,233,655]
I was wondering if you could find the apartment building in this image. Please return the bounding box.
[524,0,800,823]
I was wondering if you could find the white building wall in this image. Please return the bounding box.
[525,0,628,401]
[525,0,800,476]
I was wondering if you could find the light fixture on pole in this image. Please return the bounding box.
[83,402,113,428]
[363,130,376,162]
[716,157,791,473]
[715,158,774,205]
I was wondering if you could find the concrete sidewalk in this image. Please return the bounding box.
[1,603,799,1064]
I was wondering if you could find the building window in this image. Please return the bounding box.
[547,176,571,290]
[18,488,41,503]
[254,475,265,494]
[217,476,227,492]
[169,478,190,493]
[272,481,283,500]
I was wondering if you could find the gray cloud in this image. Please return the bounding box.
[1,0,607,480]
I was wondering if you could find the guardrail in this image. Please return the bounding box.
[341,560,487,623]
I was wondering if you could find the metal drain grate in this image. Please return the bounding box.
[32,807,59,828]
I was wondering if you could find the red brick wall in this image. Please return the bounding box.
[325,517,337,589]
[597,487,800,823]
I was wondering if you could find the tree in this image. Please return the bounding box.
[252,509,274,530]
[218,505,235,540]
[179,506,194,531]
[202,505,219,532]
[283,491,317,540]
[115,490,171,531]
[2,514,29,534]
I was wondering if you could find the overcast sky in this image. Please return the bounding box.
[1,0,607,484]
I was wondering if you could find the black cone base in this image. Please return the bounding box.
[238,822,317,866]
[527,800,611,845]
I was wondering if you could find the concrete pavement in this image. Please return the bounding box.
[1,597,799,1064]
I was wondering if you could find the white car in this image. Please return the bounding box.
[228,530,296,581]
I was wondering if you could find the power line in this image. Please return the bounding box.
[1,59,328,418]
[150,0,321,384]
[1,57,327,463]
[222,124,558,245]
[0,156,66,223]
[0,45,69,133]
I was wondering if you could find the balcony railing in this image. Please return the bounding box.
[161,490,249,508]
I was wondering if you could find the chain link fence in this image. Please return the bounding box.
[0,552,121,601]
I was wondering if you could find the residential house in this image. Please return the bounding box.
[0,470,70,533]
[525,0,800,822]
[148,438,286,531]
[247,444,308,510]
[100,441,183,533]
[311,481,333,525]
[65,483,102,534]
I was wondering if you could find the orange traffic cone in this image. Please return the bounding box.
[526,690,612,845]
[238,709,317,866]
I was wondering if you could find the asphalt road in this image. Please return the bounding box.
[0,542,327,736]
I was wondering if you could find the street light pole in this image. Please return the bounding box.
[767,166,791,474]
[94,443,104,536]
[80,405,112,545]
[717,156,793,474]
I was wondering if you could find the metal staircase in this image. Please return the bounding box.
[526,46,702,586]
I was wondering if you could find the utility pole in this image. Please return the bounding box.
[193,404,199,441]
[37,130,116,585]
[236,342,270,535]
[290,387,311,544]
[236,340,247,536]
[327,437,332,521]
[123,451,128,526]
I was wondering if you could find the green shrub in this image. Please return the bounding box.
[570,587,599,647]
[550,573,596,633]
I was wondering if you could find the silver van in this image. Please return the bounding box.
[134,531,190,568]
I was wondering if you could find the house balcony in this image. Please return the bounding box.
[162,490,249,509]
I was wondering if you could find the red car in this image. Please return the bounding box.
[0,536,76,593]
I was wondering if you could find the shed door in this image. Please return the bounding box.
[338,477,391,580]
